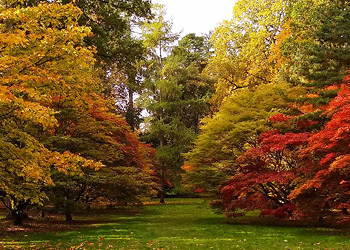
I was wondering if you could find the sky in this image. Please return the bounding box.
[152,0,237,37]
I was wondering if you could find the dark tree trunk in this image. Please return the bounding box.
[64,205,73,221]
[3,198,29,225]
[65,211,73,221]
[12,211,23,226]
[159,191,165,204]
[318,216,324,223]
[126,88,136,131]
[342,207,349,215]
[159,163,166,204]
[6,211,12,219]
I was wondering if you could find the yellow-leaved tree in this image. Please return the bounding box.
[207,0,288,107]
[0,1,102,225]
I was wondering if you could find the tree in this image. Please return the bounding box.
[290,74,350,222]
[262,0,350,221]
[183,0,299,195]
[278,0,350,88]
[43,98,156,220]
[221,130,310,218]
[0,2,105,225]
[184,83,301,194]
[141,5,214,202]
[8,0,154,131]
[64,0,153,131]
[207,0,288,107]
[3,0,152,65]
[141,4,178,65]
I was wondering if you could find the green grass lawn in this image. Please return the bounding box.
[1,198,350,249]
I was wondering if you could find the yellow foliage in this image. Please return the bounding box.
[207,0,287,107]
[0,2,101,210]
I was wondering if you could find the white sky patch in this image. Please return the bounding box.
[152,0,237,37]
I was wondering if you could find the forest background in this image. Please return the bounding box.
[1,0,350,228]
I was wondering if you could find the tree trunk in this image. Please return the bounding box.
[128,88,135,130]
[159,190,165,204]
[65,205,73,221]
[3,198,29,225]
[6,211,12,219]
[65,211,73,221]
[159,138,166,204]
[318,216,323,223]
[12,211,23,226]
[342,207,349,215]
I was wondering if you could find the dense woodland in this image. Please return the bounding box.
[1,0,350,229]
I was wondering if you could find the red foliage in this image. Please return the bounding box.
[296,120,318,130]
[290,75,350,220]
[194,188,205,193]
[269,114,318,132]
[221,130,309,218]
[259,131,310,151]
[220,73,350,221]
[319,153,336,166]
[261,204,296,218]
[166,179,173,187]
[269,114,291,123]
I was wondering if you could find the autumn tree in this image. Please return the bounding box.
[4,0,152,66]
[288,74,350,222]
[184,83,303,194]
[259,0,350,221]
[220,126,311,218]
[45,96,156,215]
[207,0,289,107]
[9,0,154,130]
[0,2,103,225]
[209,0,350,221]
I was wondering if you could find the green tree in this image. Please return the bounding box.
[184,83,303,194]
[141,5,214,202]
[66,0,153,131]
[278,0,350,89]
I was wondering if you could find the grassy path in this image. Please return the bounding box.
[2,198,350,249]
